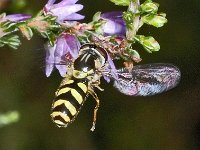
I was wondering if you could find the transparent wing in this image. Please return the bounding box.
[113,63,181,96]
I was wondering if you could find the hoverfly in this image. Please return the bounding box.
[50,44,181,131]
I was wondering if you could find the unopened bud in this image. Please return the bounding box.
[140,0,159,13]
[142,13,167,28]
[135,35,160,53]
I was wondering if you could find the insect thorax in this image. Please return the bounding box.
[72,44,107,81]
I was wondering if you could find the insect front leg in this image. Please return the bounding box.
[90,74,104,91]
[88,86,100,132]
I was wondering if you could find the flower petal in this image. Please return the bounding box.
[107,53,118,79]
[103,76,111,83]
[64,13,85,20]
[45,44,56,77]
[64,34,80,58]
[53,0,79,8]
[54,37,68,61]
[54,37,68,76]
[46,0,56,6]
[50,4,83,22]
[103,20,126,36]
[55,65,67,77]
[45,0,56,10]
[5,14,31,22]
[102,53,118,82]
[46,63,54,77]
[101,11,123,20]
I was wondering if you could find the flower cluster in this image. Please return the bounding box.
[0,0,167,78]
[44,0,127,77]
[0,0,169,131]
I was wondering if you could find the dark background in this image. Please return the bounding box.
[0,0,200,149]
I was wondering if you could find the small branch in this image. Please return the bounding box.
[126,0,140,40]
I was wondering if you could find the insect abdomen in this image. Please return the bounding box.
[51,79,88,127]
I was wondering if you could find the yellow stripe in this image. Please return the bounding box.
[77,82,87,93]
[56,87,71,96]
[53,100,77,116]
[53,100,65,108]
[71,89,83,104]
[60,79,74,87]
[64,80,74,85]
[51,112,70,122]
[54,120,66,126]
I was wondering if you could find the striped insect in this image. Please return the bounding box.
[50,44,181,131]
[51,44,107,131]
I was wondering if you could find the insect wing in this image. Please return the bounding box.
[113,63,181,96]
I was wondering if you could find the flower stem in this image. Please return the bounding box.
[126,0,140,41]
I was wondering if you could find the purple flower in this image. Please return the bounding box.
[44,0,84,23]
[103,52,118,82]
[100,11,126,36]
[1,14,31,22]
[45,33,80,77]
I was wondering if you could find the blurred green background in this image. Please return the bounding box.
[0,0,200,150]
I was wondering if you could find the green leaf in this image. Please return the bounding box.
[0,21,18,33]
[92,12,101,22]
[0,35,21,49]
[109,0,131,6]
[40,32,47,38]
[135,35,160,53]
[142,13,167,28]
[7,35,21,49]
[127,48,140,58]
[45,31,56,46]
[77,35,90,44]
[44,14,57,22]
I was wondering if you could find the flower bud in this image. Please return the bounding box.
[140,0,159,13]
[100,11,126,36]
[142,13,167,28]
[135,35,160,53]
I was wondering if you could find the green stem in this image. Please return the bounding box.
[126,0,140,41]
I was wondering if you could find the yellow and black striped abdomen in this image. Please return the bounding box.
[51,79,88,127]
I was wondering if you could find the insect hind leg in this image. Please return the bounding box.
[88,87,100,132]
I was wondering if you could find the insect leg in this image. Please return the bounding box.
[88,87,100,132]
[93,81,104,91]
[90,77,104,91]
